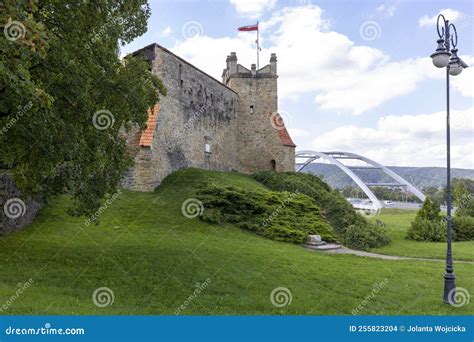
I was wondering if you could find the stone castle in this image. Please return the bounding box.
[124,43,296,191]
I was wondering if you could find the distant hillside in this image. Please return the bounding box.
[302,164,474,189]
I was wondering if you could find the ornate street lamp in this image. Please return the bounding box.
[430,14,468,305]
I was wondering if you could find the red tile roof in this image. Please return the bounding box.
[139,103,160,147]
[269,113,297,147]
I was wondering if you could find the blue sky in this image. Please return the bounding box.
[122,0,473,168]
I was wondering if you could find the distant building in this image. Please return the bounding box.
[123,44,296,191]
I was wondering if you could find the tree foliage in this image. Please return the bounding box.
[407,197,444,241]
[422,178,474,207]
[416,197,441,221]
[1,0,166,216]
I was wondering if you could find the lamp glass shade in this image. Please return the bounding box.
[449,63,462,76]
[431,52,451,68]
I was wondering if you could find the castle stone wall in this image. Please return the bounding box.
[126,45,240,191]
[124,45,296,191]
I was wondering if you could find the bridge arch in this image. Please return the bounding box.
[295,151,426,210]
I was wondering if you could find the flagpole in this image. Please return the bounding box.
[256,21,259,72]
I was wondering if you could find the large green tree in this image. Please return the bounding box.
[1,0,165,216]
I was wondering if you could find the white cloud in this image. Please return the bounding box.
[160,26,172,37]
[452,55,474,98]
[312,107,474,168]
[376,3,396,17]
[172,5,470,115]
[418,8,462,27]
[230,0,276,18]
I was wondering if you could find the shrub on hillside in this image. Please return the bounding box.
[252,172,390,250]
[416,197,441,221]
[406,217,446,242]
[344,224,392,250]
[196,184,336,244]
[406,197,446,242]
[452,216,474,241]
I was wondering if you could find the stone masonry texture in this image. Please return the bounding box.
[124,44,296,191]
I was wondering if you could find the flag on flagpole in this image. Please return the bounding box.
[238,22,260,70]
[238,23,258,31]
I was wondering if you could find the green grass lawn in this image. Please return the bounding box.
[0,169,472,315]
[369,209,474,261]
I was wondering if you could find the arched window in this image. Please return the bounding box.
[270,159,276,171]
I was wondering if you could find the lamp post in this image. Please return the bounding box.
[430,14,468,305]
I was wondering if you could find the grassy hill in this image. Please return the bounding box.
[0,168,472,315]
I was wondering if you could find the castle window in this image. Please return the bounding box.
[270,159,276,171]
[250,105,254,114]
[179,64,183,87]
[204,135,212,155]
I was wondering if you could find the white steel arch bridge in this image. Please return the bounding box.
[295,151,426,211]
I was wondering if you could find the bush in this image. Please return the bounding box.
[456,196,474,217]
[197,184,336,244]
[252,172,390,249]
[406,217,446,242]
[407,214,474,242]
[344,223,392,250]
[417,197,441,221]
[452,216,474,241]
[253,172,358,235]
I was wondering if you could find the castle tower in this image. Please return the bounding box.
[222,52,295,173]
